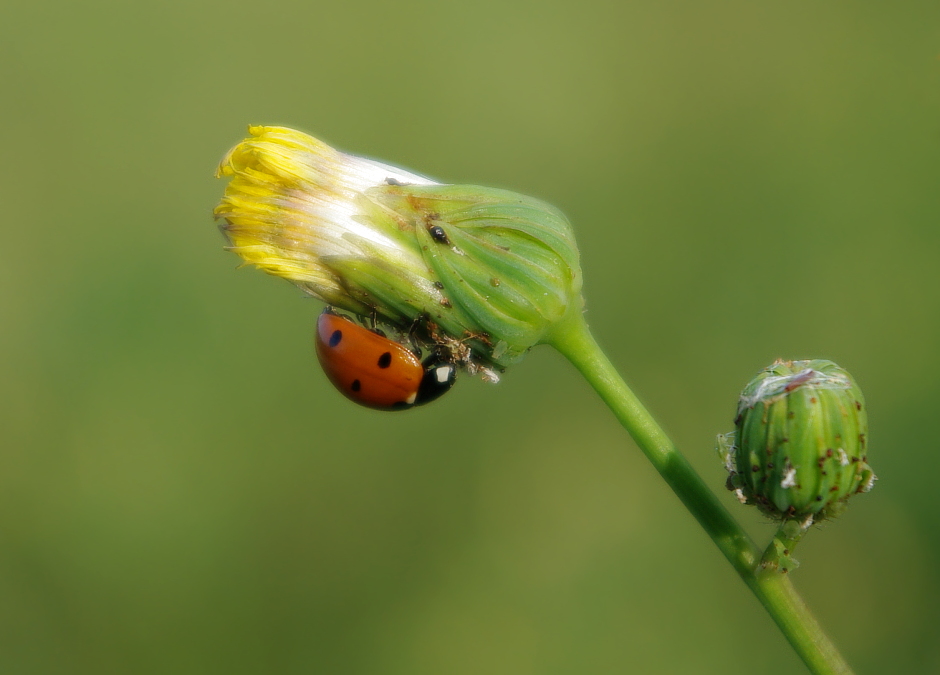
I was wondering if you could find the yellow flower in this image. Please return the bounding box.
[215,126,583,370]
[215,125,439,318]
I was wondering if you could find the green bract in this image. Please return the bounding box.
[720,359,876,522]
[365,184,582,367]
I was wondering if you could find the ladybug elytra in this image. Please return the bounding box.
[315,310,456,410]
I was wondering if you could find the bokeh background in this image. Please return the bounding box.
[2,1,938,673]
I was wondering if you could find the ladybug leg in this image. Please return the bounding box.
[405,314,427,357]
[359,309,389,338]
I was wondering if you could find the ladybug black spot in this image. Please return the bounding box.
[329,330,343,347]
[377,352,392,368]
[351,379,361,392]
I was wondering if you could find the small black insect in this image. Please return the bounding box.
[429,224,450,245]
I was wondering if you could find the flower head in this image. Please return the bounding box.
[215,126,583,370]
[719,359,875,522]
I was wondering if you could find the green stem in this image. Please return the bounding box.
[547,312,854,675]
[761,518,811,573]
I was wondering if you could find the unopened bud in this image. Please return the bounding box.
[719,359,876,522]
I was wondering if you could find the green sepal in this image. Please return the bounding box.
[366,183,583,366]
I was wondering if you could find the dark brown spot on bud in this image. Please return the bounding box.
[785,370,815,392]
[329,330,343,347]
[377,352,392,368]
[351,379,361,392]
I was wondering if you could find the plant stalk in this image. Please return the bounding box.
[547,311,854,675]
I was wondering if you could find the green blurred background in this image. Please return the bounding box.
[2,1,938,673]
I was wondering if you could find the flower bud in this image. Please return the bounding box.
[719,359,876,522]
[369,183,583,365]
[214,126,583,371]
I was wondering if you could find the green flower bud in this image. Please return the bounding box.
[719,359,876,522]
[368,184,582,365]
[214,126,583,374]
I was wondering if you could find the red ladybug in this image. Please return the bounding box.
[315,310,457,410]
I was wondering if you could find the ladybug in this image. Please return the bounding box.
[315,310,457,410]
